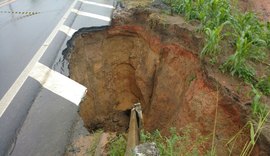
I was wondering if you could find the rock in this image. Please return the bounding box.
[133,143,159,156]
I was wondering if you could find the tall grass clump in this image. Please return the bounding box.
[227,87,269,156]
[140,127,211,155]
[256,77,270,96]
[108,134,126,156]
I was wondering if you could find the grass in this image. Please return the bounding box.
[256,77,270,96]
[226,87,269,156]
[108,134,126,156]
[107,127,212,156]
[106,87,267,155]
[86,129,103,155]
[140,127,212,156]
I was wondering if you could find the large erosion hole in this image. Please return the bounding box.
[68,24,253,154]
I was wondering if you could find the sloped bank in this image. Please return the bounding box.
[67,8,269,155]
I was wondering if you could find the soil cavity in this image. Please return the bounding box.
[69,25,249,155]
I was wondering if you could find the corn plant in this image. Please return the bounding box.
[220,35,253,81]
[230,12,260,33]
[229,12,266,46]
[200,22,228,59]
[171,0,197,20]
[203,0,231,29]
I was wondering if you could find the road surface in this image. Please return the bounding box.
[0,0,114,155]
[0,0,74,98]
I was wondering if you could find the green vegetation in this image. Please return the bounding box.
[163,0,270,92]
[162,0,270,154]
[108,127,212,156]
[256,77,270,96]
[225,84,270,156]
[226,87,269,156]
[220,33,257,82]
[108,1,270,154]
[200,22,228,61]
[140,127,211,156]
[108,134,126,156]
[86,129,104,155]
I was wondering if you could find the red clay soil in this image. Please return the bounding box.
[67,7,268,154]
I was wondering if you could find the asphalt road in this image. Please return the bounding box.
[0,0,74,99]
[0,0,114,155]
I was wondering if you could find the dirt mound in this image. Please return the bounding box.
[67,8,270,155]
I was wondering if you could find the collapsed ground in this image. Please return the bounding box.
[66,0,270,155]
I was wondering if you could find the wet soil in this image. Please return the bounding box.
[66,1,270,156]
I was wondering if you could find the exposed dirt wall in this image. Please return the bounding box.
[67,7,270,155]
[69,25,249,155]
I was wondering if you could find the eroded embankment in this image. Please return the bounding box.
[67,8,268,155]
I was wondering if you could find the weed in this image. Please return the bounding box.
[86,129,103,155]
[226,111,269,156]
[256,77,270,96]
[108,134,126,156]
[227,86,269,156]
[250,87,269,118]
[140,127,211,156]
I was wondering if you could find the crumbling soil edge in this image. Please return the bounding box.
[65,6,270,155]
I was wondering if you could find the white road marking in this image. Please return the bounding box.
[71,8,111,22]
[59,25,77,37]
[0,0,15,8]
[79,0,114,9]
[0,0,79,117]
[29,63,87,105]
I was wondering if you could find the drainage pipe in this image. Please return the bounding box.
[125,103,142,156]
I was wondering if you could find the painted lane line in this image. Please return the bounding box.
[71,9,111,22]
[29,63,87,105]
[0,0,79,117]
[59,25,78,37]
[0,0,15,8]
[79,0,114,9]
